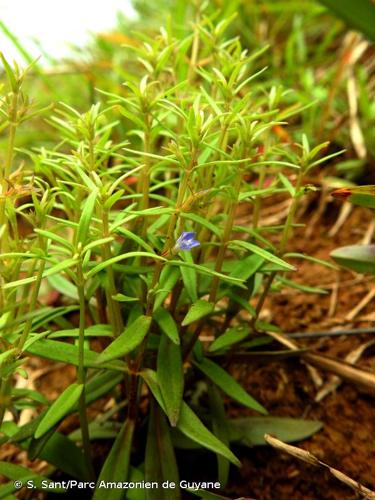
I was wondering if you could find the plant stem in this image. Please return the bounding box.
[127,148,197,421]
[183,152,244,360]
[76,261,95,480]
[101,209,123,337]
[209,171,242,303]
[0,89,19,309]
[252,166,305,326]
[252,167,266,230]
[0,378,11,428]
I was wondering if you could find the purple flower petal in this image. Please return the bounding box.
[174,231,200,252]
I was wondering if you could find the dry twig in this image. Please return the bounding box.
[346,287,375,321]
[265,434,375,499]
[315,339,375,402]
[262,329,375,394]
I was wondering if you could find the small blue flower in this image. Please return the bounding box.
[174,231,200,252]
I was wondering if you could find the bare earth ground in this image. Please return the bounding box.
[225,199,375,499]
[1,197,375,500]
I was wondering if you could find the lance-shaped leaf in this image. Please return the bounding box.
[153,307,180,345]
[93,419,135,500]
[34,383,84,439]
[3,258,77,290]
[177,403,240,467]
[7,333,125,371]
[0,461,64,494]
[331,185,375,209]
[209,386,230,487]
[141,370,240,466]
[209,326,250,353]
[229,240,296,271]
[145,403,180,500]
[95,315,152,364]
[182,300,214,326]
[29,425,57,460]
[180,251,198,302]
[194,358,267,415]
[75,188,98,246]
[330,245,375,274]
[171,417,323,450]
[4,415,91,480]
[227,417,323,446]
[153,265,180,311]
[157,335,183,426]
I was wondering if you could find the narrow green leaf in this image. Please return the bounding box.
[48,324,113,339]
[145,403,180,500]
[112,293,139,303]
[3,258,77,290]
[230,240,296,271]
[95,315,152,364]
[11,388,48,406]
[177,403,240,467]
[182,300,214,326]
[209,386,230,487]
[0,52,17,91]
[93,419,135,500]
[140,369,166,412]
[87,252,164,279]
[47,274,78,301]
[34,383,84,439]
[8,334,101,367]
[142,370,240,466]
[115,227,155,253]
[331,185,375,208]
[181,212,221,237]
[277,276,328,294]
[347,191,375,210]
[330,245,375,274]
[227,254,264,281]
[28,425,56,460]
[43,432,91,479]
[0,348,17,366]
[153,265,180,311]
[75,188,98,246]
[228,417,323,446]
[284,252,338,270]
[194,358,267,414]
[84,370,123,405]
[209,326,250,353]
[35,228,73,250]
[153,308,180,345]
[0,461,64,493]
[128,467,147,500]
[180,251,198,302]
[168,260,245,288]
[157,335,183,426]
[278,172,295,197]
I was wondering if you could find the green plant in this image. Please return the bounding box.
[0,10,338,498]
[331,186,375,273]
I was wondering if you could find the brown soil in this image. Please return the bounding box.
[225,199,375,500]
